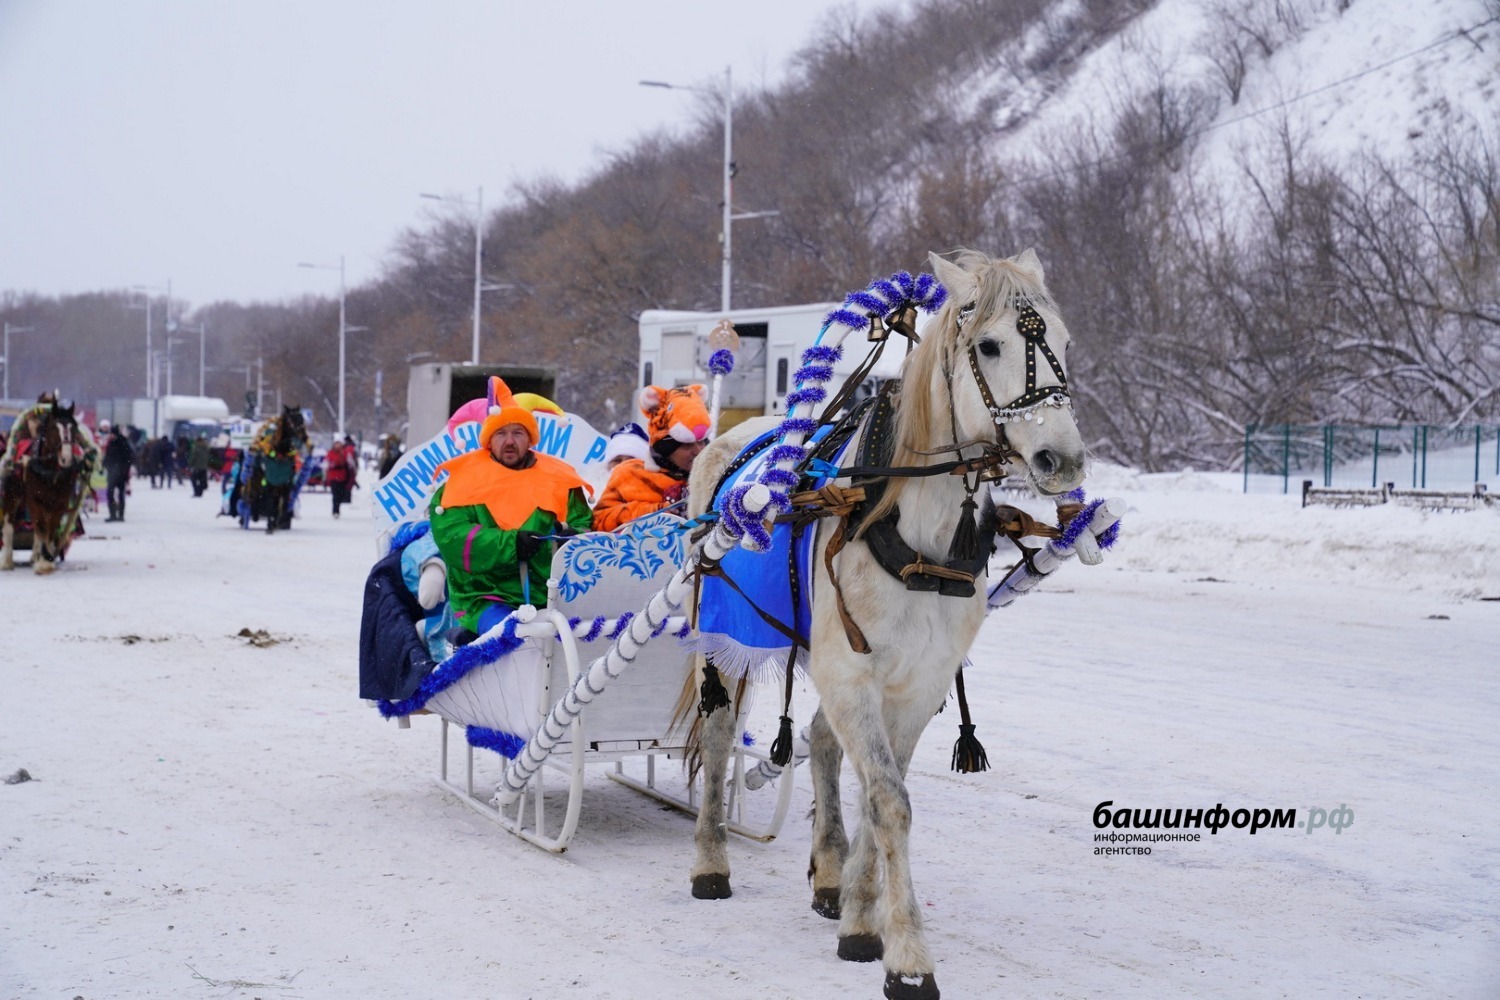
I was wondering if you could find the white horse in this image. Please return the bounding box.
[682,248,1086,1000]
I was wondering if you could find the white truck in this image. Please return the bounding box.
[95,395,231,440]
[637,301,907,431]
[404,362,557,446]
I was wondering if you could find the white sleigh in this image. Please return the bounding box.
[401,512,796,853]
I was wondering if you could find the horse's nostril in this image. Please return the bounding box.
[1033,449,1057,476]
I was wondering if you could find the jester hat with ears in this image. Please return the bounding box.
[445,375,565,445]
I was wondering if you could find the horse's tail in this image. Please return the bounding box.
[670,654,748,780]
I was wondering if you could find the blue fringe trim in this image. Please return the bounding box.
[466,725,527,759]
[378,618,524,718]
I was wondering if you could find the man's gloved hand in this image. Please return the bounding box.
[552,523,580,539]
[417,559,447,609]
[515,530,543,562]
[661,482,686,506]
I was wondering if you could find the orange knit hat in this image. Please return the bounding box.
[476,376,551,448]
[480,406,539,448]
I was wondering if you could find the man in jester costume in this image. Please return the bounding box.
[428,379,593,645]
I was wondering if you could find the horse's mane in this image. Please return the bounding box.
[859,249,1055,531]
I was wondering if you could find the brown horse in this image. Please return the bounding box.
[2,402,89,574]
[241,405,307,533]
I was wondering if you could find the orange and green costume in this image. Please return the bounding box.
[430,449,593,623]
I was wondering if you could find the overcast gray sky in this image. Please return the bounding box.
[0,0,891,308]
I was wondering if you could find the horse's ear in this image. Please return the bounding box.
[1013,247,1045,284]
[928,252,976,304]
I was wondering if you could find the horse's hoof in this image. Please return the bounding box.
[883,971,939,1000]
[34,562,55,576]
[836,933,883,963]
[811,887,841,920]
[691,873,732,899]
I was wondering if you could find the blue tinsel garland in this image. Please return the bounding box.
[716,271,949,541]
[378,618,524,719]
[466,725,527,759]
[707,348,736,376]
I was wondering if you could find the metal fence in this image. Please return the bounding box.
[1242,424,1500,494]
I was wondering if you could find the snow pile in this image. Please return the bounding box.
[1080,460,1500,596]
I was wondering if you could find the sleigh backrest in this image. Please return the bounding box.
[547,511,691,752]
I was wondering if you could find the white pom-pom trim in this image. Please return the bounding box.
[488,404,502,415]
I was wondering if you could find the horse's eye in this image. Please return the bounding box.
[977,339,1001,358]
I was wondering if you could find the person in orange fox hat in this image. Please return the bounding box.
[428,378,592,645]
[592,384,709,531]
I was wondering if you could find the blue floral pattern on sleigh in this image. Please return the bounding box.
[557,511,687,602]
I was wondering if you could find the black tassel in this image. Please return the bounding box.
[946,495,980,563]
[770,715,795,766]
[951,723,990,774]
[698,663,731,716]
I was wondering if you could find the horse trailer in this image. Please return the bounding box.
[404,362,557,447]
[637,302,908,432]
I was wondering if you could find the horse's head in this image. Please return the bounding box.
[40,401,79,470]
[277,406,308,452]
[925,248,1085,496]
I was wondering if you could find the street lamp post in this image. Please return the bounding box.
[297,256,353,437]
[130,280,171,398]
[3,322,37,401]
[177,321,207,396]
[419,187,485,364]
[642,66,778,312]
[162,336,190,396]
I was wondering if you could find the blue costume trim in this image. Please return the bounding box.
[377,618,525,719]
[466,725,527,759]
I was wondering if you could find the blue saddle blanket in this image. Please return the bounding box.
[693,427,851,681]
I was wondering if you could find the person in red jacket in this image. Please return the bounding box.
[325,435,357,517]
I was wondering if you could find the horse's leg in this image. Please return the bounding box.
[822,682,939,999]
[689,656,735,899]
[32,513,55,575]
[807,706,848,920]
[1,515,14,571]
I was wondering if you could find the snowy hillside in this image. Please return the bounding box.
[2,469,1497,998]
[991,0,1498,174]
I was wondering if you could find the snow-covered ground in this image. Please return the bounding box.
[3,467,1497,999]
